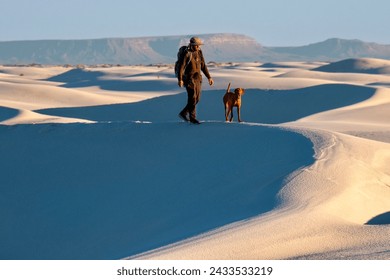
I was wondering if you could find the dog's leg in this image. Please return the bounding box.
[224,104,229,121]
[237,106,242,122]
[230,108,234,122]
[226,105,232,122]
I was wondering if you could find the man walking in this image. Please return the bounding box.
[177,37,214,124]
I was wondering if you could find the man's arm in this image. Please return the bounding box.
[178,52,190,87]
[200,50,213,86]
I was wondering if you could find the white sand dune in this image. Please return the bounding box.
[314,58,390,74]
[0,58,389,260]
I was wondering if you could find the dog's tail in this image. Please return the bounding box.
[226,82,231,93]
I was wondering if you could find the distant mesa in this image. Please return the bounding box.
[1,34,390,65]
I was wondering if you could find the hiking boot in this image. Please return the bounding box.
[178,112,189,122]
[190,117,201,124]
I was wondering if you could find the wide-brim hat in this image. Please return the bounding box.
[190,37,203,46]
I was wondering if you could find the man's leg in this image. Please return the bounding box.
[179,86,195,121]
[186,86,197,121]
[189,81,201,123]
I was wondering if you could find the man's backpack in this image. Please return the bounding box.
[174,46,192,78]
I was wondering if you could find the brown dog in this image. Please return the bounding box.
[223,82,245,122]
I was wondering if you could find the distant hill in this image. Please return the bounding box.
[269,38,390,62]
[0,34,268,65]
[1,34,390,65]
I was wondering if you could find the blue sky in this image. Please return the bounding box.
[1,0,389,46]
